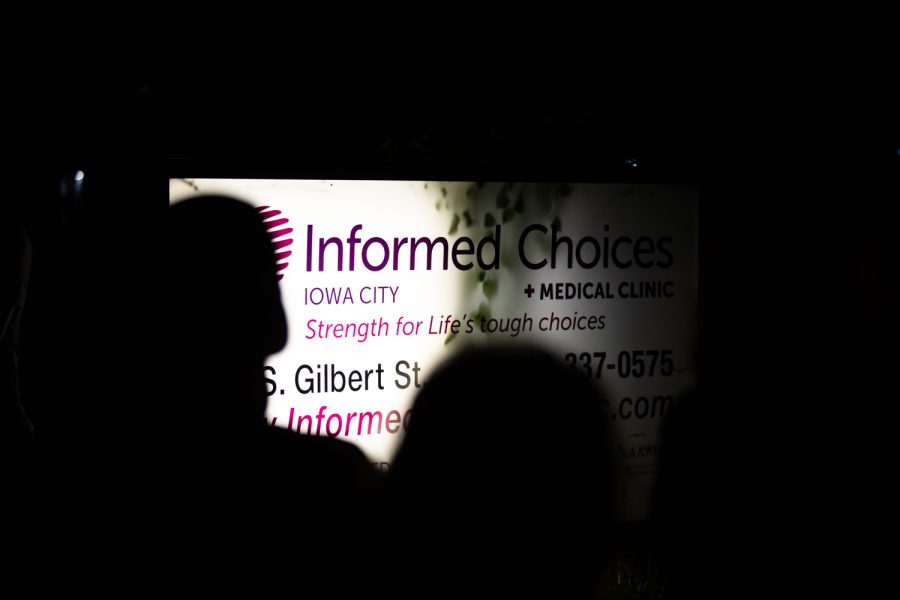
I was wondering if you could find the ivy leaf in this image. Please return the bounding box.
[477,270,486,282]
[478,302,491,321]
[463,210,474,227]
[496,189,511,209]
[471,302,491,325]
[484,213,496,227]
[448,213,460,235]
[551,216,562,231]
[502,208,515,223]
[444,331,457,345]
[483,278,498,299]
[514,191,525,213]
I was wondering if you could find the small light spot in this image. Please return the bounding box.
[74,170,85,181]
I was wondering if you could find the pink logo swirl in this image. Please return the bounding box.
[257,205,293,281]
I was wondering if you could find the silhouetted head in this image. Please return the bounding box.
[388,342,614,598]
[165,195,287,366]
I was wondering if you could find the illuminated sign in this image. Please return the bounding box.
[169,179,698,521]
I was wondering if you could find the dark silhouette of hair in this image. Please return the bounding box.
[382,342,615,600]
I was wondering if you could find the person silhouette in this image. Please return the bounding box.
[152,195,384,594]
[648,182,868,600]
[380,342,615,600]
[1,215,34,455]
[1,212,42,576]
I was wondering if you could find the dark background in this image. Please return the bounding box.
[7,47,898,181]
[3,47,896,596]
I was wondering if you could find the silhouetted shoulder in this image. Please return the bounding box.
[262,426,383,495]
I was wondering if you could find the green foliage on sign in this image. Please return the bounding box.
[482,277,498,299]
[430,181,570,345]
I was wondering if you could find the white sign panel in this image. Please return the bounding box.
[169,179,698,521]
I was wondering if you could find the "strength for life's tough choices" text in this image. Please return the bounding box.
[303,312,607,343]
